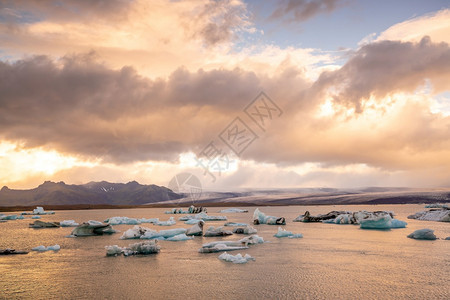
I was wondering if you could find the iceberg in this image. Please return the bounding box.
[218,252,255,264]
[165,234,192,241]
[199,234,264,253]
[141,228,187,239]
[120,226,155,239]
[186,221,204,236]
[407,229,437,240]
[273,227,303,238]
[123,241,160,255]
[60,220,79,227]
[219,208,248,213]
[232,225,257,235]
[184,219,201,224]
[31,216,41,219]
[390,219,407,228]
[408,208,450,222]
[71,221,116,236]
[179,212,227,222]
[104,217,141,225]
[224,222,248,227]
[253,208,286,225]
[105,245,123,256]
[204,226,233,237]
[138,218,159,224]
[32,207,55,215]
[29,220,60,228]
[359,215,392,230]
[294,211,352,223]
[32,245,60,251]
[445,237,450,240]
[155,217,176,226]
[239,235,265,245]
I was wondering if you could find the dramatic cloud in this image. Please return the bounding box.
[269,0,347,23]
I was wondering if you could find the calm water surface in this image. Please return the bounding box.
[1,205,449,299]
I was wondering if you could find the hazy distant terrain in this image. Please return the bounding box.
[0,181,182,206]
[1,182,449,207]
[157,187,450,206]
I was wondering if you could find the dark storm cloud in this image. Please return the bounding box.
[269,0,347,23]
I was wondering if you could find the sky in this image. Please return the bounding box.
[0,0,449,190]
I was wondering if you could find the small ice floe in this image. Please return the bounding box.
[424,203,448,208]
[32,207,55,215]
[31,216,41,219]
[218,252,255,264]
[139,218,159,224]
[184,219,201,224]
[179,212,227,222]
[186,221,204,236]
[232,225,257,235]
[203,226,233,237]
[198,235,264,253]
[273,227,303,238]
[60,220,79,227]
[106,241,160,256]
[165,234,192,241]
[224,222,248,227]
[104,217,141,225]
[141,228,187,240]
[0,214,24,220]
[408,209,450,222]
[32,245,60,251]
[29,220,60,228]
[70,221,116,236]
[219,208,248,213]
[407,229,437,240]
[253,208,285,225]
[155,217,176,226]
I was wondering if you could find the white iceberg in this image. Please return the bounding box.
[123,241,161,256]
[239,235,265,245]
[186,221,204,236]
[198,241,249,253]
[253,208,285,225]
[155,217,176,226]
[218,252,255,264]
[407,229,437,240]
[184,219,201,224]
[105,245,123,256]
[219,208,248,213]
[120,225,155,239]
[408,209,450,222]
[232,225,257,235]
[165,234,192,241]
[70,221,116,236]
[32,207,55,215]
[203,226,233,237]
[139,218,159,224]
[32,245,60,251]
[104,217,141,225]
[141,228,187,239]
[60,220,79,227]
[180,212,227,222]
[273,227,303,238]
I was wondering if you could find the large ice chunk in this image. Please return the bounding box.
[359,215,392,230]
[141,228,187,239]
[273,227,303,238]
[407,229,437,240]
[232,225,257,235]
[60,220,79,227]
[186,221,204,236]
[124,241,160,256]
[408,209,450,222]
[29,220,60,228]
[390,219,407,228]
[155,217,176,226]
[218,252,255,264]
[204,226,233,237]
[239,235,265,245]
[105,245,123,256]
[253,208,286,225]
[165,234,192,241]
[180,212,227,222]
[32,207,55,215]
[120,225,155,239]
[32,245,60,251]
[71,221,116,236]
[198,241,248,253]
[184,219,201,224]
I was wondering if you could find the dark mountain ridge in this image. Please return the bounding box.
[0,181,182,206]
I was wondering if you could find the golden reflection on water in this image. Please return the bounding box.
[0,205,449,299]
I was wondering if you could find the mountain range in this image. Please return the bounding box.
[0,181,182,206]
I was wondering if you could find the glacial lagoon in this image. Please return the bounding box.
[1,204,449,299]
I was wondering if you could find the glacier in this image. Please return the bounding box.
[218,252,255,264]
[407,229,437,240]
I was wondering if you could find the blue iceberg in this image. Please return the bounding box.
[407,229,437,240]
